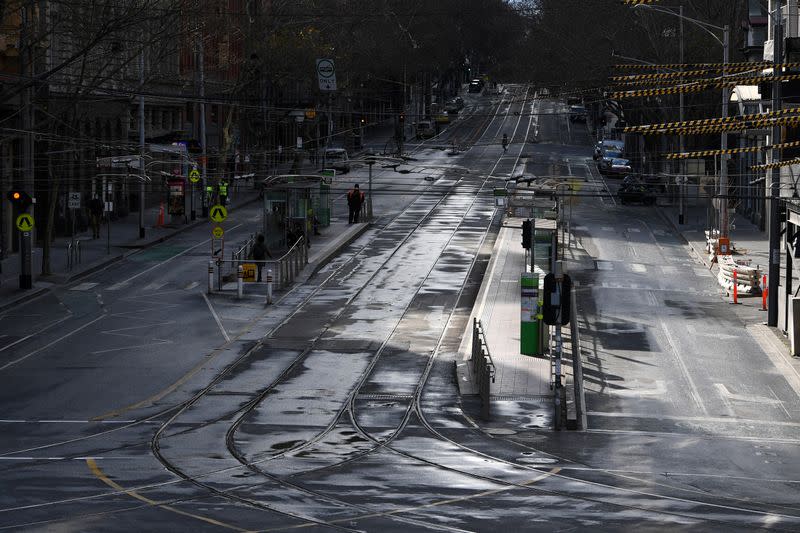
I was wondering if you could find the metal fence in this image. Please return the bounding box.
[208,236,308,301]
[66,239,82,271]
[471,317,495,420]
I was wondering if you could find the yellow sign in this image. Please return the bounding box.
[212,226,224,239]
[15,213,34,231]
[305,108,316,119]
[209,205,227,223]
[189,168,201,183]
[241,263,257,282]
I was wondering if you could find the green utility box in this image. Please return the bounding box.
[520,272,543,356]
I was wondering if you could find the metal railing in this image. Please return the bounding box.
[569,288,586,430]
[471,318,495,420]
[66,240,82,271]
[207,236,308,300]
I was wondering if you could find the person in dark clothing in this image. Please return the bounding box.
[251,233,271,282]
[347,184,364,224]
[89,196,103,239]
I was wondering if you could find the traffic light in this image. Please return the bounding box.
[360,116,366,126]
[521,219,532,249]
[399,112,405,123]
[542,273,572,326]
[7,190,32,211]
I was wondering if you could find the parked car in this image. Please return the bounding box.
[569,105,587,122]
[594,139,624,160]
[608,158,632,176]
[454,96,465,109]
[322,148,350,173]
[444,99,461,113]
[618,182,656,205]
[416,120,436,139]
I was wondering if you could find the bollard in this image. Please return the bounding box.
[762,275,768,311]
[207,261,215,293]
[266,269,273,304]
[732,269,738,304]
[237,265,244,299]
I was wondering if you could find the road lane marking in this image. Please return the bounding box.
[659,321,709,416]
[202,293,230,343]
[86,459,246,532]
[0,314,72,354]
[627,227,641,233]
[70,282,99,291]
[747,324,800,401]
[142,281,168,292]
[609,380,666,397]
[116,222,243,286]
[105,281,129,291]
[0,314,106,372]
[715,383,782,405]
[184,281,199,290]
[629,263,646,273]
[90,340,172,355]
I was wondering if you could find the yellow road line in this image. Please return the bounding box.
[86,458,248,532]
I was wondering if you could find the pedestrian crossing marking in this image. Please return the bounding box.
[661,266,677,274]
[596,261,614,271]
[142,281,168,292]
[629,263,646,273]
[652,229,667,236]
[70,282,98,291]
[627,227,641,233]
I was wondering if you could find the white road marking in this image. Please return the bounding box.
[202,293,230,343]
[0,314,106,371]
[627,227,641,233]
[629,263,646,273]
[659,321,709,416]
[184,281,199,291]
[596,261,613,271]
[693,268,712,277]
[106,282,129,291]
[142,281,168,292]
[661,266,677,274]
[116,222,243,286]
[0,315,72,354]
[601,226,613,231]
[715,383,782,405]
[609,380,666,397]
[70,282,98,291]
[652,229,667,236]
[91,340,172,355]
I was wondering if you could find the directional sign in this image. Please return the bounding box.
[212,226,224,239]
[189,168,201,183]
[16,213,34,231]
[316,58,337,91]
[209,205,227,223]
[68,192,81,209]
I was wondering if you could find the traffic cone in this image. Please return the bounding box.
[157,203,165,227]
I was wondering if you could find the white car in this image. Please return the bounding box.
[323,148,350,173]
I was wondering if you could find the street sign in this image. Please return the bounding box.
[68,192,81,209]
[212,226,224,239]
[241,263,257,282]
[189,168,200,183]
[316,58,337,91]
[209,205,227,223]
[15,213,34,231]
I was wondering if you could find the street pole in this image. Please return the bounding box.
[768,19,782,327]
[719,24,730,238]
[139,48,146,239]
[19,2,33,289]
[367,160,374,220]
[199,37,208,218]
[679,5,685,225]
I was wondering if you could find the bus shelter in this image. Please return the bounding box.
[262,174,331,251]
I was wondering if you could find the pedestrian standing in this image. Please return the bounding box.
[89,195,103,239]
[205,183,214,206]
[219,179,229,206]
[347,184,364,224]
[251,233,271,282]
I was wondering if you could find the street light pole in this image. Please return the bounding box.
[679,5,685,224]
[139,48,146,239]
[720,24,730,238]
[768,19,783,327]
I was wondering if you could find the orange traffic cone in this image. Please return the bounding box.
[157,203,165,227]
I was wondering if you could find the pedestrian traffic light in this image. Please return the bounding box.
[7,190,32,211]
[542,272,572,326]
[399,112,405,123]
[521,219,532,249]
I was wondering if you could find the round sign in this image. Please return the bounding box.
[209,204,228,223]
[189,169,200,183]
[317,59,335,78]
[212,226,224,239]
[15,213,34,231]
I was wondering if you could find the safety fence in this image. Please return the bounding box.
[471,318,496,420]
[208,236,308,302]
[717,255,761,295]
[66,239,83,271]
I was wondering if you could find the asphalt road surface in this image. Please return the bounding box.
[1,86,799,532]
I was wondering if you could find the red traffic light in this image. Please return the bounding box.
[7,190,32,210]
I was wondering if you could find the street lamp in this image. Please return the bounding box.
[633,4,729,235]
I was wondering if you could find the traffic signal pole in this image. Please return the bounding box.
[768,20,782,327]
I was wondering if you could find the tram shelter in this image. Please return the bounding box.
[262,174,332,252]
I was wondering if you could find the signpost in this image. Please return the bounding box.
[212,226,224,239]
[316,58,336,91]
[16,214,34,290]
[209,204,227,223]
[189,168,200,221]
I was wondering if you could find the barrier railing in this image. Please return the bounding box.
[207,236,307,301]
[471,317,495,420]
[569,289,586,430]
[66,240,82,271]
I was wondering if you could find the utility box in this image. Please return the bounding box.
[521,273,542,356]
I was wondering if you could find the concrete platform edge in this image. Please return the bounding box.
[301,222,371,284]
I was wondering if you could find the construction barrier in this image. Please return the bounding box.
[718,255,761,295]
